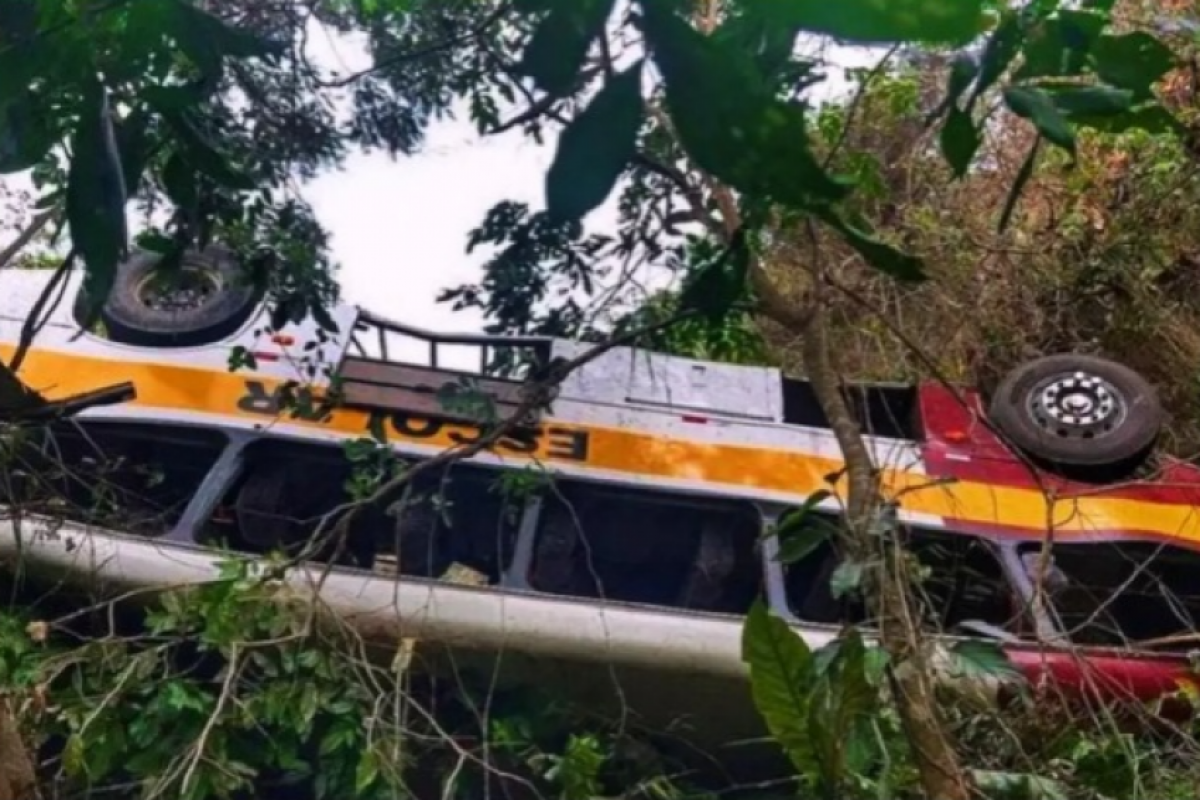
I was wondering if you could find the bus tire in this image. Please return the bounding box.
[98,246,262,347]
[987,354,1163,469]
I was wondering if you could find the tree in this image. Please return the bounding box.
[0,1,1192,798]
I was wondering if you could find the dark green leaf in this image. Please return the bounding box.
[714,0,817,91]
[818,209,926,282]
[830,560,864,599]
[1047,85,1132,117]
[171,1,287,62]
[948,639,1023,682]
[0,93,52,173]
[114,109,152,197]
[149,100,256,190]
[775,522,837,566]
[941,107,980,178]
[546,60,644,223]
[741,600,818,776]
[1003,85,1075,154]
[998,136,1040,233]
[1015,11,1105,80]
[643,4,847,208]
[967,10,1021,110]
[774,490,833,536]
[1067,102,1185,137]
[162,151,198,211]
[67,82,129,325]
[517,0,615,97]
[0,0,36,46]
[1092,32,1176,100]
[772,490,835,564]
[946,53,978,107]
[762,0,990,46]
[678,229,751,322]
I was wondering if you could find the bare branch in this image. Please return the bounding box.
[0,208,58,269]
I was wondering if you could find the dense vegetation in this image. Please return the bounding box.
[2,0,1200,798]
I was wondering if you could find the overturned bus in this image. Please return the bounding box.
[1,247,1199,767]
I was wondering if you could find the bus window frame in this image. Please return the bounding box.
[760,507,1041,641]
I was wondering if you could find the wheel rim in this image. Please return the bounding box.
[1025,370,1128,440]
[135,266,222,313]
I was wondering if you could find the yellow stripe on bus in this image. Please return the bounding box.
[7,344,1200,546]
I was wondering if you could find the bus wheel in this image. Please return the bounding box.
[987,354,1163,469]
[97,246,262,347]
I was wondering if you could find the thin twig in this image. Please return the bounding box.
[0,208,58,269]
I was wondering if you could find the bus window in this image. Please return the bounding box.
[0,421,227,537]
[527,481,762,614]
[1021,542,1200,650]
[783,515,1020,634]
[202,438,522,583]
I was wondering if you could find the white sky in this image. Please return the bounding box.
[300,28,873,335]
[1,24,877,338]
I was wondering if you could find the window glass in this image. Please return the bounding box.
[528,481,762,614]
[783,513,1020,633]
[203,438,523,583]
[1020,542,1200,650]
[0,422,226,536]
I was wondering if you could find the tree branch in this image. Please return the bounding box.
[315,3,511,89]
[7,250,76,374]
[0,208,58,269]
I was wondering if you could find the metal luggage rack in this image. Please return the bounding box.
[348,310,553,380]
[341,310,556,422]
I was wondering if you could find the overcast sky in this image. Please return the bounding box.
[1,25,874,339]
[300,29,872,336]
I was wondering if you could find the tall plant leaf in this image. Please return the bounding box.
[641,2,847,210]
[67,82,130,326]
[517,0,616,98]
[741,600,819,777]
[545,60,644,223]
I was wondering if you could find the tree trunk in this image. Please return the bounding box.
[0,698,37,800]
[798,294,971,800]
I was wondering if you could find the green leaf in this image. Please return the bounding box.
[971,770,1069,800]
[1067,102,1186,137]
[829,560,864,599]
[806,629,879,788]
[1092,32,1176,100]
[818,209,926,282]
[766,0,990,46]
[947,639,1023,682]
[114,109,152,197]
[171,1,287,62]
[1015,10,1106,80]
[678,229,751,322]
[1004,85,1075,154]
[1047,84,1133,117]
[945,53,979,109]
[0,93,52,173]
[67,82,129,325]
[162,151,198,211]
[940,107,980,178]
[771,490,835,565]
[546,60,644,223]
[967,10,1022,109]
[517,0,615,98]
[642,3,847,209]
[774,518,836,565]
[741,600,817,776]
[152,103,256,190]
